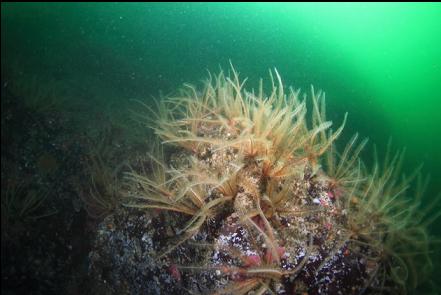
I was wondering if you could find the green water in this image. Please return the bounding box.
[2,2,440,293]
[3,3,440,178]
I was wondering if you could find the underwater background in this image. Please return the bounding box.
[1,2,440,294]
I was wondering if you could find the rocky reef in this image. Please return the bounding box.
[86,67,438,294]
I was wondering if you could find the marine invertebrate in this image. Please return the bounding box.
[1,177,57,241]
[122,65,439,294]
[338,143,439,293]
[77,127,126,219]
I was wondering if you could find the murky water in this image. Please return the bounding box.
[2,3,440,294]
